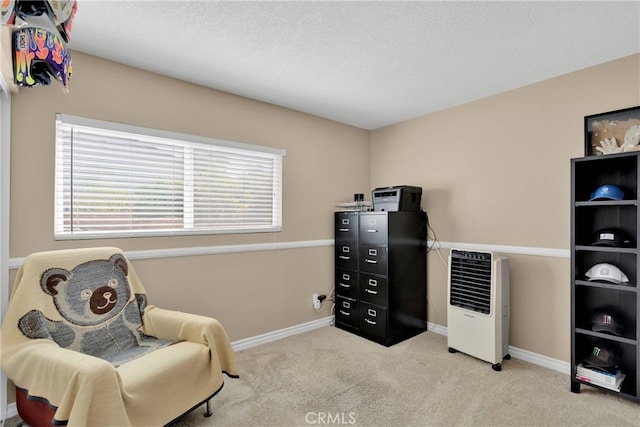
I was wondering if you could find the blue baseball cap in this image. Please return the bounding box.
[590,184,624,201]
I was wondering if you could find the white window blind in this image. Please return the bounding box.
[55,114,285,239]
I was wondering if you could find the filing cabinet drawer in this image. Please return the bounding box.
[335,212,359,243]
[359,272,388,306]
[359,213,388,245]
[336,296,359,327]
[335,243,358,270]
[360,302,387,338]
[335,268,358,299]
[359,244,387,275]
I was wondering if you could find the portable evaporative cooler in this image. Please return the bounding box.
[447,248,510,371]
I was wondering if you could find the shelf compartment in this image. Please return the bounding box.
[574,287,637,342]
[574,333,637,396]
[574,205,637,246]
[574,250,637,285]
[573,153,638,198]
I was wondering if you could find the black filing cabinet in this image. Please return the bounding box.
[334,211,427,346]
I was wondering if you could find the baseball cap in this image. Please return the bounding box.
[582,343,619,373]
[591,311,624,336]
[585,263,630,285]
[592,228,633,247]
[589,184,624,201]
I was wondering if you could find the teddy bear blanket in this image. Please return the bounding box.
[1,247,239,426]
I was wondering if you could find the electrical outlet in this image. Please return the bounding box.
[312,293,321,310]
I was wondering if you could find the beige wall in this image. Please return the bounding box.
[9,51,370,340]
[7,50,640,364]
[370,53,640,361]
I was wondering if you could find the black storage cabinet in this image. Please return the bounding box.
[571,152,640,401]
[334,211,427,346]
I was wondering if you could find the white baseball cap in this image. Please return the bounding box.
[585,263,629,285]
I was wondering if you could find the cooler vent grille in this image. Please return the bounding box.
[449,251,492,315]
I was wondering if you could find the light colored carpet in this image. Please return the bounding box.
[171,326,638,427]
[5,326,639,426]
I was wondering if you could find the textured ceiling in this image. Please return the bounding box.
[68,1,640,130]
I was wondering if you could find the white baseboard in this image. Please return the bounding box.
[2,317,570,422]
[507,345,570,374]
[231,318,570,375]
[427,322,570,375]
[231,316,334,352]
[427,321,448,336]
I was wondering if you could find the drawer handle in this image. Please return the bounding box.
[365,318,377,325]
[366,229,378,233]
[339,282,350,288]
[339,256,351,260]
[365,289,378,295]
[338,228,349,232]
[365,259,377,264]
[339,310,350,316]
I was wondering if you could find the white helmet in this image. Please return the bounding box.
[585,263,629,285]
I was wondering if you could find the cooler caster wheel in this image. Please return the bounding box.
[448,347,457,353]
[504,354,511,360]
[492,363,502,371]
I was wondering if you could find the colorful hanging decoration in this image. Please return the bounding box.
[7,0,76,92]
[13,26,72,92]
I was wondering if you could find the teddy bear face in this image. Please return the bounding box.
[40,254,131,326]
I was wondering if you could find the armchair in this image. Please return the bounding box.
[1,247,238,426]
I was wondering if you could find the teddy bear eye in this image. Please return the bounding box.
[108,279,118,288]
[81,289,92,300]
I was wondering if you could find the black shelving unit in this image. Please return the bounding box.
[334,211,427,346]
[571,151,639,401]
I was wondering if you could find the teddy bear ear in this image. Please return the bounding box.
[40,268,71,296]
[110,254,128,276]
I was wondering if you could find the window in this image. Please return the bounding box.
[55,114,285,239]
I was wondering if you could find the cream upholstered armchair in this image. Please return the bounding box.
[1,247,238,426]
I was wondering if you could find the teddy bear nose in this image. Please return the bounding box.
[90,285,118,315]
